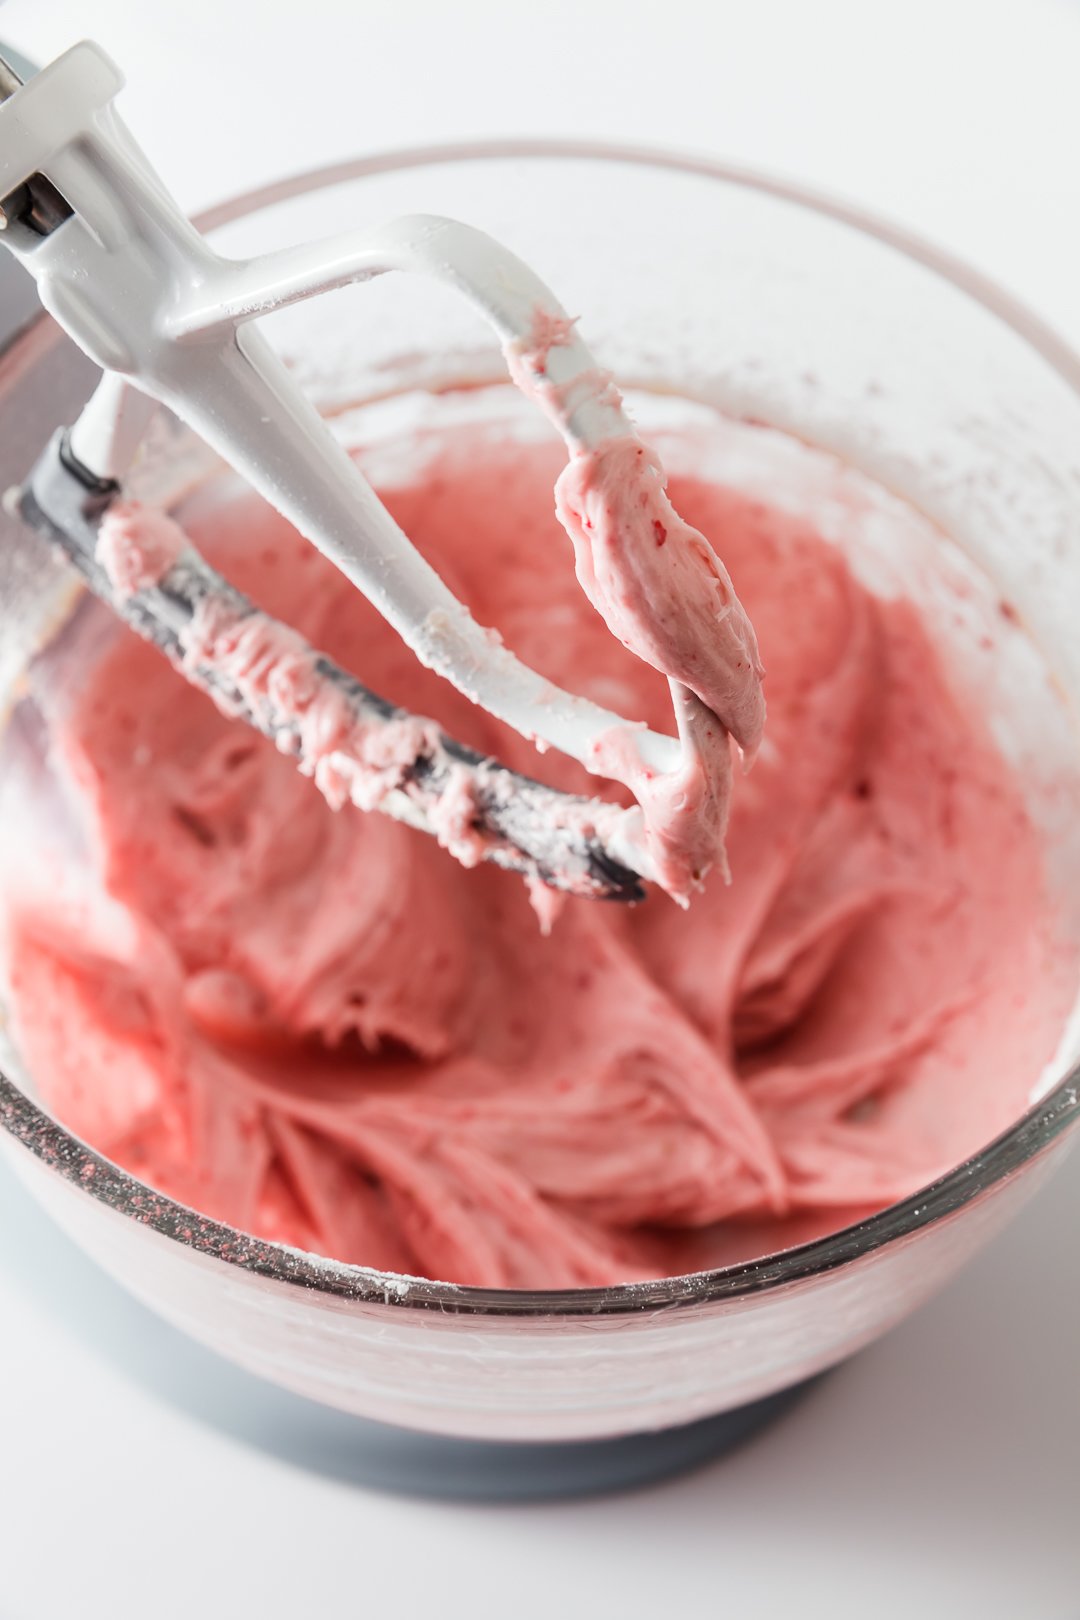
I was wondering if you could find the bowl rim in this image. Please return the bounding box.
[2,136,1079,1319]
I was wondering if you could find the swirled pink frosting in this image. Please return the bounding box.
[2,425,1067,1286]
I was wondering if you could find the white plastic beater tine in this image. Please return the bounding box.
[171,214,630,455]
[173,213,716,797]
[124,318,681,777]
[67,374,159,486]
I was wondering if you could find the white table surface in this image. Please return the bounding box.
[2,1,1080,1615]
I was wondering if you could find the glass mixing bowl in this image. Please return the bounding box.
[2,145,1080,1449]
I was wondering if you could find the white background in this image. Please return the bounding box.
[2,1,1080,1615]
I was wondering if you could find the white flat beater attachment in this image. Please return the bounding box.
[0,43,728,903]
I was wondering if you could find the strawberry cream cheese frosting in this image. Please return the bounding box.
[0,419,1067,1286]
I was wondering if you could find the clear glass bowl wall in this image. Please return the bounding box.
[1,146,1079,1442]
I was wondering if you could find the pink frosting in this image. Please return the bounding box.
[555,437,765,757]
[556,432,767,899]
[428,764,488,868]
[96,500,187,599]
[177,594,443,816]
[503,307,765,897]
[2,425,1068,1287]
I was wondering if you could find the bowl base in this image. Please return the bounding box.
[0,1154,817,1498]
[324,1382,817,1500]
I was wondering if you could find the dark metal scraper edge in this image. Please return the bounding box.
[14,432,645,902]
